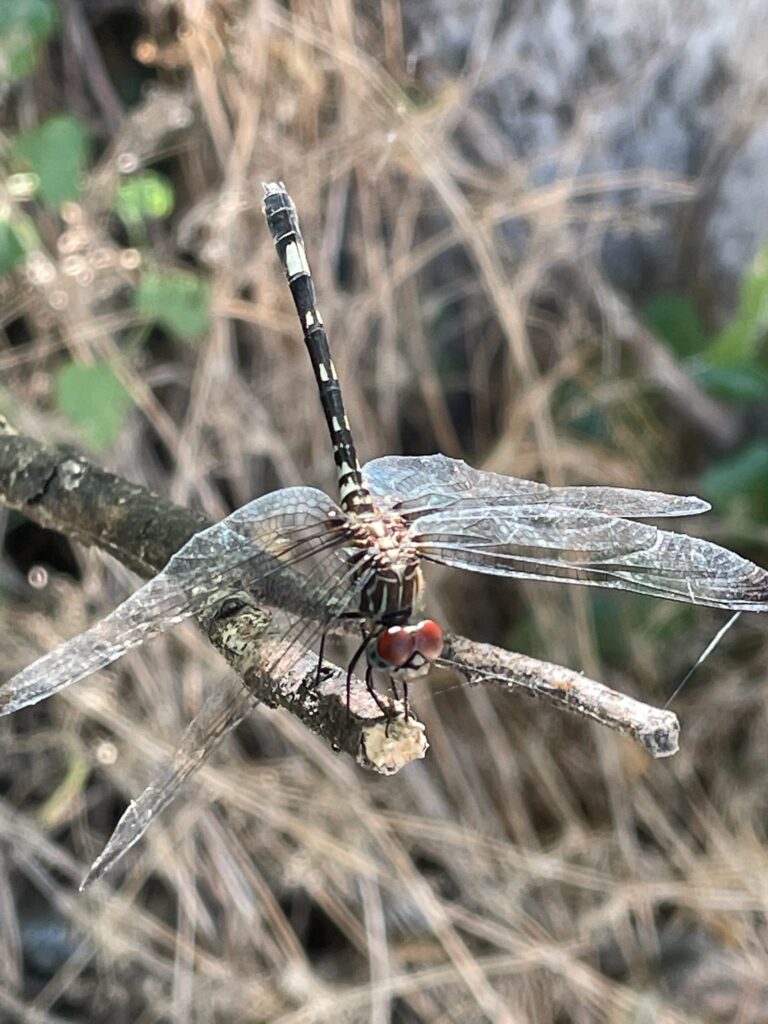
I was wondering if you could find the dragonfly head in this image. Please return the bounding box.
[367,619,444,679]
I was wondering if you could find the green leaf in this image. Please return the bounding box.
[740,247,768,331]
[115,171,175,226]
[135,268,210,342]
[692,363,768,403]
[0,218,26,274]
[643,294,707,357]
[55,362,132,450]
[708,247,768,366]
[11,115,89,206]
[0,0,57,81]
[700,441,768,519]
[0,211,40,273]
[0,0,57,35]
[707,317,757,367]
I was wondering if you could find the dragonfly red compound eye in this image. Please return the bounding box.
[375,626,416,669]
[412,619,444,660]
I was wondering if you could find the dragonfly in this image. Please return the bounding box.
[3,183,768,881]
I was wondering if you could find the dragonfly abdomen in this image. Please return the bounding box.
[263,182,374,517]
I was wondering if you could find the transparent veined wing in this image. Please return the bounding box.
[81,679,256,888]
[410,503,768,611]
[363,453,710,519]
[79,533,375,888]
[0,486,357,716]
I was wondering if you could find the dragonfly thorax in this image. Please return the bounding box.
[346,507,423,621]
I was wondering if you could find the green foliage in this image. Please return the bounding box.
[0,0,57,81]
[0,217,26,274]
[55,362,132,450]
[590,591,696,677]
[115,171,175,226]
[692,363,768,403]
[700,441,768,518]
[646,247,768,526]
[589,592,627,666]
[135,268,210,342]
[0,0,56,35]
[11,115,89,206]
[0,206,40,275]
[555,379,611,441]
[645,247,768,403]
[643,294,708,358]
[708,248,768,367]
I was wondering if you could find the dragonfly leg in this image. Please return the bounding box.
[388,676,409,722]
[365,662,394,733]
[346,633,369,724]
[315,628,328,688]
[393,675,411,724]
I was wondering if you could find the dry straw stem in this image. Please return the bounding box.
[0,418,678,760]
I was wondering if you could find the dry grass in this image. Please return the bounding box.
[2,1,768,1021]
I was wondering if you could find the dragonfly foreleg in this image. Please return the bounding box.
[315,628,328,689]
[365,661,395,732]
[346,631,369,724]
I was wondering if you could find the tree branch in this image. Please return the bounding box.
[0,417,679,761]
[0,417,426,773]
[442,637,678,757]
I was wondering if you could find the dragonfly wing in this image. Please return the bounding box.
[81,538,374,887]
[0,572,192,716]
[81,677,254,889]
[0,486,350,716]
[363,453,710,518]
[413,505,768,611]
[165,486,350,621]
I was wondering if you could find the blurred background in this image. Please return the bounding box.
[2,1,768,1020]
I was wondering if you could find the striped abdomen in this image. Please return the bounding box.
[263,183,374,517]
